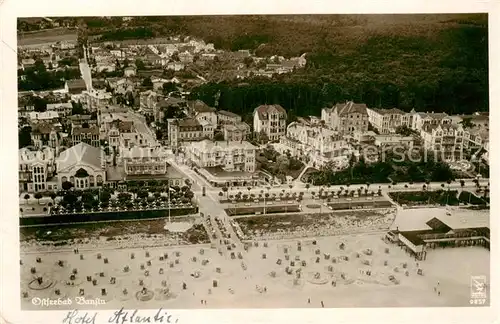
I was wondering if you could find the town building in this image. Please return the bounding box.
[46,102,73,117]
[121,146,167,177]
[253,104,287,141]
[403,110,452,131]
[19,147,56,192]
[187,139,257,173]
[72,125,100,147]
[366,108,405,134]
[167,118,203,148]
[189,100,218,126]
[28,111,59,124]
[82,89,113,111]
[56,142,106,190]
[421,123,465,161]
[321,101,369,134]
[124,66,137,77]
[373,134,415,148]
[217,110,242,125]
[178,51,194,63]
[139,90,158,116]
[223,122,251,142]
[65,79,87,95]
[31,123,60,150]
[278,119,349,167]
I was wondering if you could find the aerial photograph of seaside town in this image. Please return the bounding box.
[17,15,489,309]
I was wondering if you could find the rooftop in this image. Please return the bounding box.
[189,139,256,152]
[253,104,287,120]
[218,110,241,118]
[57,142,103,172]
[370,108,405,115]
[189,100,216,113]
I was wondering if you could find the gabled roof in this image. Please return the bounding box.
[57,142,102,172]
[370,108,405,115]
[189,100,216,113]
[73,126,99,135]
[218,110,240,118]
[32,123,55,135]
[418,112,449,120]
[337,101,368,116]
[253,104,287,120]
[66,79,87,92]
[425,217,452,233]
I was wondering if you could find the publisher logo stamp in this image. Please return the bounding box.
[469,275,487,305]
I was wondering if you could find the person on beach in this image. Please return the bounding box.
[438,291,441,296]
[308,298,311,304]
[321,301,324,308]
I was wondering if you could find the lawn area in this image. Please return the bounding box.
[458,191,488,205]
[256,145,305,181]
[225,205,301,216]
[388,190,459,206]
[20,218,209,245]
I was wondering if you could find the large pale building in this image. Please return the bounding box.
[223,122,251,142]
[279,119,349,167]
[253,104,287,141]
[56,143,106,190]
[168,118,212,148]
[187,139,257,173]
[321,101,369,134]
[121,146,167,177]
[402,110,452,131]
[19,147,56,193]
[366,108,405,134]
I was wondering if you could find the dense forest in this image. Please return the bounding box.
[77,15,488,117]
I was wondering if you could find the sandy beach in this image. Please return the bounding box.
[20,231,489,309]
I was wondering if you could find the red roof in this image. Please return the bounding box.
[253,104,287,120]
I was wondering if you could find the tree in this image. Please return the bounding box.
[459,118,475,129]
[71,101,85,115]
[243,56,254,68]
[460,180,465,189]
[49,193,57,203]
[32,96,48,112]
[185,190,194,200]
[62,181,73,191]
[135,59,145,70]
[137,190,149,199]
[222,186,228,199]
[142,77,153,88]
[258,129,269,144]
[162,82,178,94]
[24,194,30,203]
[214,131,225,141]
[99,191,111,203]
[305,183,310,192]
[18,126,32,148]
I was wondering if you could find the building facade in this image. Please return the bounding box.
[187,140,257,173]
[321,101,369,134]
[253,104,287,141]
[366,108,405,134]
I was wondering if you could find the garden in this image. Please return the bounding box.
[21,180,197,224]
[256,145,305,181]
[305,150,457,186]
[388,190,460,206]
